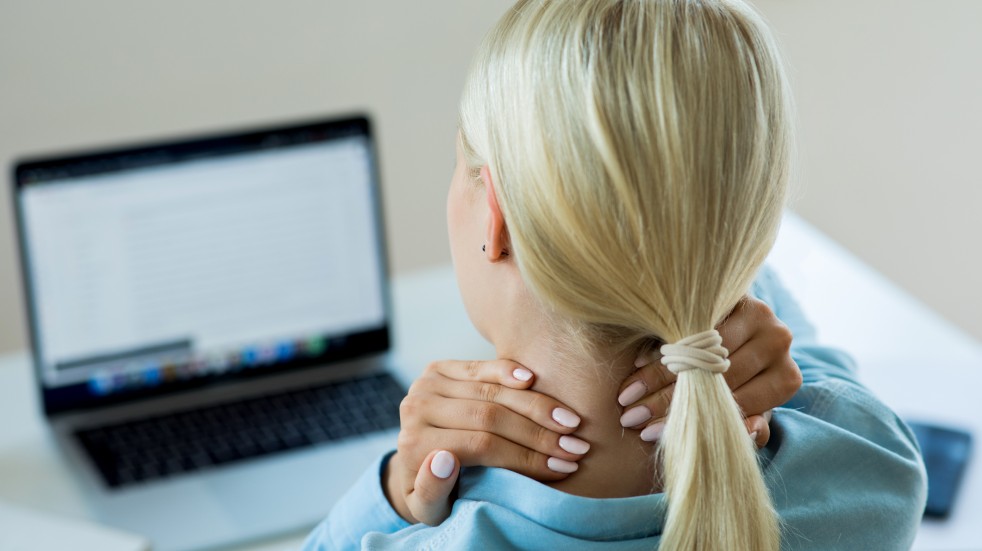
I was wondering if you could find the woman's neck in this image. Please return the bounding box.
[495,333,660,498]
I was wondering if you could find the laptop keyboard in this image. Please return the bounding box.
[75,373,405,488]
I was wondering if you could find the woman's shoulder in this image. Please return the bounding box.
[765,378,927,550]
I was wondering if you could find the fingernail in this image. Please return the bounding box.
[547,457,579,474]
[512,368,533,381]
[552,408,581,428]
[558,435,590,455]
[430,450,455,479]
[617,380,647,406]
[619,406,652,427]
[750,431,759,443]
[640,422,665,442]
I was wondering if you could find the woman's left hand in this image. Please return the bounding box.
[617,296,802,448]
[383,359,586,525]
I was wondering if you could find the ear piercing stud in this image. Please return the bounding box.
[482,244,509,256]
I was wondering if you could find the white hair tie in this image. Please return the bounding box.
[660,329,731,375]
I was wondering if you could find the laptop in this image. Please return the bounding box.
[11,115,406,551]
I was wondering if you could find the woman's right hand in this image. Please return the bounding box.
[382,359,587,525]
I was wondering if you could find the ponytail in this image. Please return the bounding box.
[659,331,779,550]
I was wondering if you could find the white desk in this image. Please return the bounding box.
[0,212,978,550]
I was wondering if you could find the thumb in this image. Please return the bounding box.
[405,450,460,526]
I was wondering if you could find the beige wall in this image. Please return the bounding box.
[754,0,982,342]
[0,0,979,355]
[0,0,514,354]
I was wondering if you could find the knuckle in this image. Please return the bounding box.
[399,393,430,422]
[520,447,538,471]
[532,424,553,450]
[775,323,794,349]
[413,379,433,395]
[468,432,494,455]
[474,403,499,429]
[526,393,549,417]
[478,382,501,403]
[397,429,417,452]
[407,379,424,396]
[747,296,768,316]
[466,360,481,379]
[415,372,436,388]
[399,395,415,416]
[424,361,441,376]
[783,361,804,394]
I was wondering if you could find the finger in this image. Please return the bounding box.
[632,347,664,368]
[619,383,674,428]
[415,427,576,482]
[426,359,536,390]
[721,335,770,391]
[418,396,588,462]
[638,418,667,443]
[744,413,772,448]
[718,298,770,391]
[617,362,676,408]
[732,364,799,418]
[719,298,796,393]
[716,296,762,353]
[633,412,770,446]
[431,379,581,434]
[405,450,460,526]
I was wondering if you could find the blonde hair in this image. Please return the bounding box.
[459,0,793,549]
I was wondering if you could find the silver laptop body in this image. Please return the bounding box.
[11,116,403,551]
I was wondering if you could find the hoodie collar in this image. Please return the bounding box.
[458,467,666,541]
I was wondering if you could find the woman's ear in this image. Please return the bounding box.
[481,165,510,260]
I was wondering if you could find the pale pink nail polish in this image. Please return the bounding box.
[620,406,652,427]
[552,408,581,428]
[617,380,647,406]
[640,423,665,442]
[558,435,591,455]
[547,457,579,474]
[431,450,455,479]
[512,368,533,381]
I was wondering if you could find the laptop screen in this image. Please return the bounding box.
[13,117,390,414]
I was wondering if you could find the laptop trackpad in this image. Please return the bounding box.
[91,431,396,551]
[208,433,396,533]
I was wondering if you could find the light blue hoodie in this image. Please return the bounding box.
[304,267,927,550]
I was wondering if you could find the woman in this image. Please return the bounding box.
[306,0,926,548]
